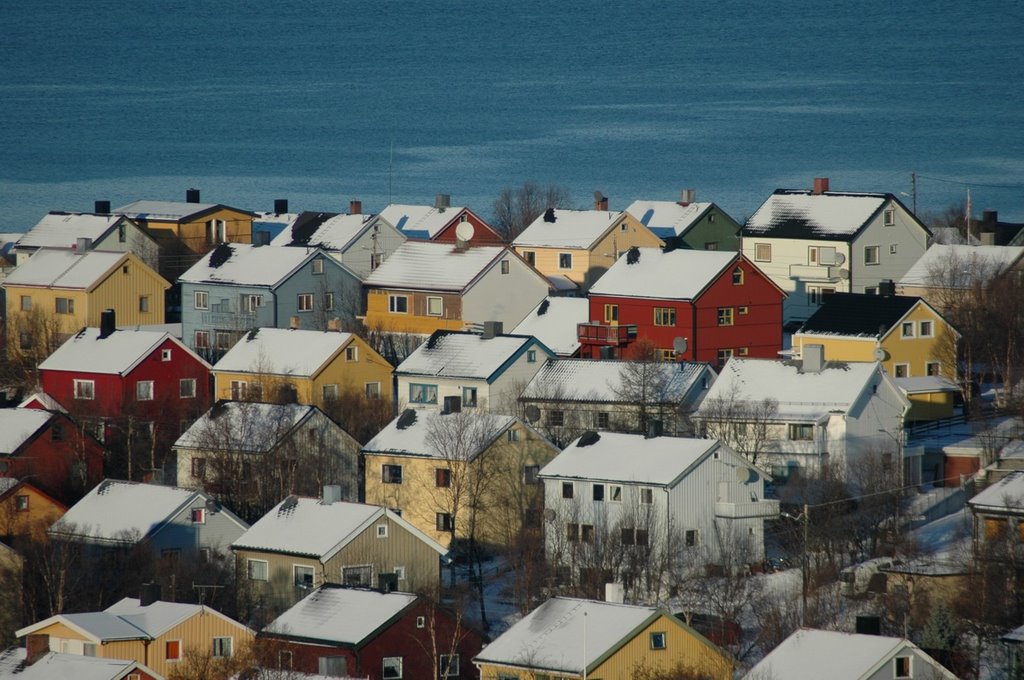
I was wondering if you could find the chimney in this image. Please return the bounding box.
[322,485,342,504]
[99,309,116,339]
[327,318,341,331]
[680,189,696,206]
[802,344,825,373]
[434,194,451,210]
[543,207,557,223]
[25,634,49,666]
[594,192,609,211]
[186,188,201,204]
[812,177,830,195]
[289,316,300,329]
[75,237,93,252]
[273,198,289,215]
[94,200,111,214]
[645,419,663,439]
[982,209,998,225]
[349,200,362,215]
[605,582,625,604]
[482,321,503,339]
[856,615,882,636]
[139,581,161,607]
[879,279,896,297]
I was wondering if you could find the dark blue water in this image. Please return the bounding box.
[2,0,1023,232]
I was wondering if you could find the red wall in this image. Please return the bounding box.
[433,209,505,245]
[1,412,104,504]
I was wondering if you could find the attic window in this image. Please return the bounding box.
[376,524,388,538]
[732,267,744,285]
[884,209,896,227]
[15,495,29,512]
[501,260,510,274]
[312,258,324,274]
[894,656,911,678]
[162,349,172,361]
[416,616,426,628]
[650,632,667,650]
[191,508,206,524]
[122,265,129,274]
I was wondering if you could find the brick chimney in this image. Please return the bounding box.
[594,193,609,211]
[812,177,830,195]
[349,200,362,215]
[25,634,50,665]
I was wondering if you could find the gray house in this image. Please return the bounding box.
[271,209,407,280]
[178,243,362,361]
[14,210,161,272]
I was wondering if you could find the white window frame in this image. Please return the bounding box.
[376,524,388,538]
[416,616,426,629]
[919,320,934,337]
[382,464,403,484]
[247,559,268,581]
[894,655,912,678]
[365,382,382,399]
[212,636,233,658]
[394,565,406,581]
[426,296,443,316]
[894,363,910,378]
[639,487,654,505]
[382,656,403,680]
[194,291,209,310]
[166,639,183,662]
[136,381,154,401]
[297,293,314,312]
[322,383,339,401]
[901,321,916,338]
[440,654,460,677]
[74,379,95,400]
[500,260,510,274]
[324,291,335,311]
[884,208,896,227]
[788,423,814,441]
[246,294,263,312]
[926,361,941,376]
[609,484,623,502]
[345,346,358,362]
[650,631,667,650]
[55,297,75,314]
[754,243,771,262]
[194,330,210,349]
[388,295,408,314]
[191,508,206,524]
[527,349,537,363]
[293,564,315,589]
[342,564,373,587]
[179,378,196,398]
[312,258,324,274]
[864,245,881,265]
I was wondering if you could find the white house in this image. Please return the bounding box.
[693,348,912,485]
[510,296,589,357]
[271,211,406,280]
[741,178,930,324]
[393,329,555,413]
[539,432,778,584]
[14,210,161,271]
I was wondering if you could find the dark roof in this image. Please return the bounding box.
[798,293,921,337]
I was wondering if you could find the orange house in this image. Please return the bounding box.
[0,479,67,540]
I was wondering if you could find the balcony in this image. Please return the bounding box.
[577,322,638,347]
[715,498,780,519]
[788,264,845,282]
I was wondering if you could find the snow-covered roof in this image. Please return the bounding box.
[213,328,355,378]
[744,629,950,680]
[474,597,660,673]
[106,597,237,638]
[969,470,1024,512]
[588,248,738,299]
[271,212,377,251]
[0,409,52,455]
[264,586,418,645]
[362,410,517,461]
[743,191,890,241]
[0,648,156,680]
[50,480,207,545]
[394,331,543,380]
[178,243,318,287]
[39,327,197,376]
[115,199,236,220]
[3,249,129,289]
[363,242,507,291]
[16,212,121,250]
[540,432,719,486]
[1004,623,1024,644]
[696,358,881,421]
[521,358,711,404]
[511,297,589,356]
[232,497,446,559]
[625,200,714,239]
[898,244,1024,288]
[174,402,316,452]
[378,203,463,239]
[893,376,960,395]
[254,211,299,227]
[18,391,68,412]
[513,208,623,249]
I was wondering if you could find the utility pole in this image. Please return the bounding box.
[802,503,809,627]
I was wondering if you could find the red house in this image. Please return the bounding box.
[38,310,212,475]
[581,247,785,365]
[378,198,505,244]
[0,408,104,505]
[261,586,484,680]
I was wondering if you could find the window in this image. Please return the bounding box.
[738,306,749,315]
[118,223,126,242]
[388,295,408,313]
[901,321,915,338]
[230,380,247,400]
[212,637,232,658]
[83,643,97,657]
[19,332,32,350]
[20,295,31,311]
[717,348,733,364]
[732,267,744,285]
[55,297,75,314]
[562,482,574,499]
[894,656,911,678]
[278,650,294,670]
[382,464,403,484]
[548,410,564,427]
[409,383,437,404]
[919,320,934,337]
[462,386,478,407]
[192,457,207,480]
[242,294,263,312]
[426,296,444,316]
[207,219,228,245]
[595,411,610,429]
[194,330,210,349]
[864,245,880,265]
[580,524,595,543]
[435,468,452,487]
[609,484,622,502]
[440,654,460,677]
[604,304,619,322]
[139,295,150,313]
[527,349,537,362]
[738,347,749,356]
[324,292,335,310]
[524,251,536,266]
[501,260,510,274]
[754,243,771,262]
[717,307,734,326]
[524,465,540,485]
[294,565,315,589]
[319,656,347,676]
[133,381,152,401]
[216,331,234,350]
[685,529,699,547]
[926,361,941,376]
[322,384,339,400]
[558,253,573,269]
[194,291,209,310]
[416,615,426,628]
[74,379,95,400]
[245,559,269,582]
[343,345,358,362]
[889,243,898,255]
[650,632,667,650]
[567,523,580,542]
[622,527,636,545]
[788,423,814,440]
[166,640,182,661]
[365,382,382,400]
[15,495,29,512]
[640,487,654,504]
[191,508,205,524]
[382,657,403,680]
[654,307,676,326]
[504,426,520,443]
[376,524,388,538]
[312,258,324,274]
[342,565,372,587]
[894,363,909,378]
[705,241,719,250]
[436,512,454,532]
[298,293,314,312]
[593,483,605,502]
[635,528,649,546]
[884,208,896,227]
[865,286,878,295]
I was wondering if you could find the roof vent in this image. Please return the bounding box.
[626,246,641,265]
[543,208,557,223]
[537,299,550,316]
[396,409,418,430]
[208,243,232,268]
[577,431,601,447]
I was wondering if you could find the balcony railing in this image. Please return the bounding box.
[715,498,781,519]
[788,264,844,282]
[577,322,638,346]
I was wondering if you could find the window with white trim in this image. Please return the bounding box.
[74,379,95,400]
[926,361,941,376]
[194,291,209,310]
[194,330,210,349]
[212,637,232,658]
[884,208,896,227]
[324,292,335,310]
[650,632,667,650]
[426,296,443,316]
[640,487,654,504]
[319,656,347,676]
[788,423,814,440]
[754,243,771,262]
[500,260,510,274]
[382,657,403,680]
[894,363,909,378]
[919,320,934,337]
[345,346,358,361]
[247,559,268,581]
[864,245,880,265]
[388,295,408,313]
[298,293,314,312]
[376,524,388,538]
[312,258,324,274]
[322,384,339,400]
[440,654,460,677]
[294,564,314,589]
[136,381,154,401]
[901,321,915,338]
[55,297,75,314]
[191,508,205,524]
[365,382,382,399]
[166,639,182,661]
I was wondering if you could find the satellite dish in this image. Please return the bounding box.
[834,252,846,265]
[838,268,850,279]
[673,337,688,355]
[455,221,475,242]
[874,347,889,362]
[544,508,556,523]
[524,405,541,423]
[736,467,758,483]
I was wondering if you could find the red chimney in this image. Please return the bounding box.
[595,197,609,211]
[26,634,49,665]
[349,200,362,215]
[813,177,830,194]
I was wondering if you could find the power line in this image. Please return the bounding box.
[916,174,1024,190]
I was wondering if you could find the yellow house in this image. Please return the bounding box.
[512,204,664,292]
[211,327,393,407]
[0,479,66,541]
[115,196,253,254]
[362,409,560,549]
[16,595,254,679]
[793,292,959,380]
[2,249,170,363]
[473,597,733,680]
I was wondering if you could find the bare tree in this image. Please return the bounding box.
[616,339,677,434]
[696,382,779,466]
[492,181,572,241]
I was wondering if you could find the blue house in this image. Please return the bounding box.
[179,243,362,362]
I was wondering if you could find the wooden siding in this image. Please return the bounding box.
[590,615,732,680]
[364,288,465,335]
[147,609,254,677]
[323,514,442,595]
[89,253,169,326]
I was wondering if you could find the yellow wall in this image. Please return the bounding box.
[591,615,732,680]
[142,207,253,255]
[0,486,64,540]
[363,288,466,335]
[907,391,956,421]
